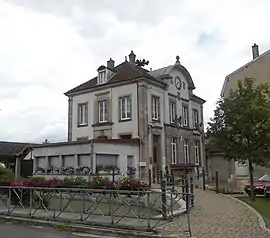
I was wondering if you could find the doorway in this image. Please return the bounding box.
[152,134,161,179]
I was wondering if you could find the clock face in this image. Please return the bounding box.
[175,76,182,90]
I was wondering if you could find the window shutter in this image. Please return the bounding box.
[129,96,132,119]
[118,98,121,120]
[94,100,98,124]
[108,99,112,122]
[158,98,160,120]
[77,105,80,126]
[85,103,88,124]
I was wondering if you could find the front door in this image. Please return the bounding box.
[152,134,161,179]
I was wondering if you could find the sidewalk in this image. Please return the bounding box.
[159,189,270,238]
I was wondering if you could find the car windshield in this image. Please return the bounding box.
[258,175,270,182]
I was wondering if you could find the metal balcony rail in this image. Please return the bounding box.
[0,186,192,234]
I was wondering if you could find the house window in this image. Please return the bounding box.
[182,106,188,126]
[184,139,189,164]
[127,155,134,168]
[169,101,176,123]
[98,70,106,84]
[78,103,88,126]
[193,109,199,129]
[98,100,108,122]
[119,96,132,120]
[152,96,160,120]
[195,141,200,165]
[171,137,177,164]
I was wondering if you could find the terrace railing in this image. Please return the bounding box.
[0,186,192,236]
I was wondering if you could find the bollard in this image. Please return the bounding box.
[161,180,167,219]
[202,168,206,190]
[165,166,169,184]
[148,169,152,187]
[181,175,186,200]
[190,177,194,207]
[160,170,163,183]
[171,171,175,186]
[153,168,156,184]
[215,171,219,194]
[112,168,115,183]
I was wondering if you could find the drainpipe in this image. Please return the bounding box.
[90,139,94,177]
[136,78,142,178]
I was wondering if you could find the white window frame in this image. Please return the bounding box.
[171,137,177,164]
[184,139,189,164]
[98,70,106,84]
[182,106,188,126]
[98,100,108,122]
[78,103,88,126]
[127,155,135,168]
[195,141,200,165]
[169,101,176,123]
[120,96,132,120]
[152,96,160,120]
[193,109,199,129]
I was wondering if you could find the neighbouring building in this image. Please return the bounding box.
[62,51,206,179]
[0,141,34,179]
[207,44,270,184]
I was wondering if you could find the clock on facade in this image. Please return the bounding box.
[175,76,182,90]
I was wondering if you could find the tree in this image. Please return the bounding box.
[207,78,270,200]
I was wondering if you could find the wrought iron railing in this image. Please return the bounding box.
[0,186,192,234]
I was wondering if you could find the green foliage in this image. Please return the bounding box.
[208,78,270,166]
[0,167,14,181]
[73,176,86,186]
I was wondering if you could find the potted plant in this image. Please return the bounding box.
[127,167,136,178]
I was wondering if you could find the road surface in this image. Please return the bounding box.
[0,224,116,238]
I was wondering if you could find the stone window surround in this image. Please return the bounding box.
[98,100,108,123]
[77,102,88,127]
[184,138,190,164]
[151,95,160,122]
[171,137,177,164]
[192,108,199,129]
[182,103,189,127]
[169,99,177,123]
[93,91,111,125]
[119,94,132,122]
[194,140,200,165]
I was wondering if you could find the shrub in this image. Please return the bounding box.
[0,167,14,181]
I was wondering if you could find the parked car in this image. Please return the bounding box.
[244,175,270,197]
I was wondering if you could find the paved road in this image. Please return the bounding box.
[159,189,270,238]
[0,224,115,238]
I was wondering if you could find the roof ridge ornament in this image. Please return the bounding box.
[175,55,180,64]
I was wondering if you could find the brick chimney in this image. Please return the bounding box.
[252,43,259,59]
[107,58,114,69]
[129,50,136,63]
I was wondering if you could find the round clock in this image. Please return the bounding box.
[175,76,182,90]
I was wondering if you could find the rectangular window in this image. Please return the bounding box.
[171,137,177,164]
[119,96,132,120]
[98,100,108,122]
[152,96,160,120]
[98,71,106,84]
[78,103,88,126]
[193,109,199,129]
[169,101,176,123]
[184,139,189,164]
[120,134,132,139]
[127,155,134,168]
[182,106,188,126]
[195,141,200,165]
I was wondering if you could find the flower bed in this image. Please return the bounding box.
[0,175,149,191]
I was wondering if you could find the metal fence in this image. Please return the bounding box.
[0,185,192,235]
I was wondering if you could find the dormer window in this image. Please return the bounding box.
[97,65,107,84]
[98,70,106,84]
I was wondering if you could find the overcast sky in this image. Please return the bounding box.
[0,0,270,143]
